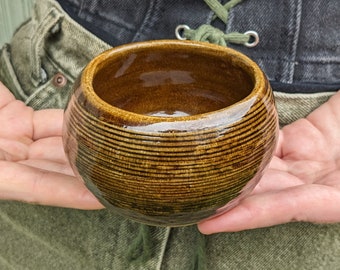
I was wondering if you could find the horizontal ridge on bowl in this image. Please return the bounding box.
[63,40,278,226]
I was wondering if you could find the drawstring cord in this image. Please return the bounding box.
[205,0,243,23]
[176,24,258,47]
[175,0,259,48]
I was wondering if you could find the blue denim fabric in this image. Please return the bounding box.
[56,0,340,91]
[226,0,340,89]
[56,0,212,46]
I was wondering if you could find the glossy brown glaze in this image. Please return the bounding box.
[63,40,278,226]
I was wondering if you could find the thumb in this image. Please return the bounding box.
[0,161,104,210]
[198,185,340,234]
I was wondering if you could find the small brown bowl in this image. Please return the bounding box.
[63,40,278,226]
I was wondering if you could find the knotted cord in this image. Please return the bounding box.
[175,0,259,47]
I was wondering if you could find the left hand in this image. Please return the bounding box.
[198,90,340,234]
[0,81,103,209]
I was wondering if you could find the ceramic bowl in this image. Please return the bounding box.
[63,40,278,226]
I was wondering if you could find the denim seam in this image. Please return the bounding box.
[30,7,64,86]
[132,0,162,42]
[77,0,85,17]
[157,228,171,270]
[277,1,289,83]
[78,6,136,32]
[224,1,243,36]
[205,3,216,25]
[251,56,340,65]
[286,0,302,83]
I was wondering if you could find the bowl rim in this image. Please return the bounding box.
[80,39,268,127]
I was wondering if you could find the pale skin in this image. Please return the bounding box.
[0,81,102,210]
[1,81,340,234]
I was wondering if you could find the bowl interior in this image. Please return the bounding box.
[92,44,254,117]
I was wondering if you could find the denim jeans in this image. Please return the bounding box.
[0,0,340,269]
[56,0,340,87]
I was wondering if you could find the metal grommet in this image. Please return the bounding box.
[53,72,67,87]
[175,25,190,40]
[244,31,259,48]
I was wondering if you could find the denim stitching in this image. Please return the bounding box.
[75,1,136,32]
[285,0,302,83]
[132,0,162,42]
[30,7,64,86]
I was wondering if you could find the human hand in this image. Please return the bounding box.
[0,81,103,209]
[198,90,340,234]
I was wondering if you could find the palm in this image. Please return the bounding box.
[0,82,102,209]
[199,91,340,234]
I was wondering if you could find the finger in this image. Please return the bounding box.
[0,149,11,160]
[19,159,75,176]
[0,138,28,161]
[250,157,302,194]
[0,161,104,210]
[0,99,34,142]
[0,81,15,109]
[33,109,64,140]
[274,130,284,157]
[28,137,67,163]
[251,168,303,194]
[198,185,340,234]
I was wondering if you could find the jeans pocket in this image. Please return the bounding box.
[0,43,73,110]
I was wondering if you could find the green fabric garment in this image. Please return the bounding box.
[0,0,339,269]
[2,202,340,269]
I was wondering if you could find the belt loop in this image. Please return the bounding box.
[30,7,64,87]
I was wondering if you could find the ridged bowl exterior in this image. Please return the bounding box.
[63,40,278,226]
